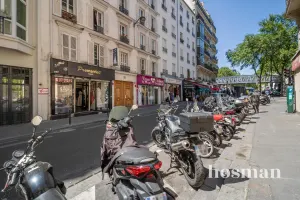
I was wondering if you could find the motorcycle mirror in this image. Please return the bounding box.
[31,116,43,127]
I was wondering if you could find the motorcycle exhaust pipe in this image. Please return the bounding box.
[171,140,190,151]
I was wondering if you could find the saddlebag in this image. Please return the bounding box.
[179,112,214,133]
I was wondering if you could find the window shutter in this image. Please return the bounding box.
[53,0,62,17]
[62,34,69,60]
[77,0,84,25]
[70,37,77,61]
[86,3,93,29]
[99,46,105,67]
[87,41,94,64]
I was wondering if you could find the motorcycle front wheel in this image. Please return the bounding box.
[179,150,206,188]
[151,128,166,147]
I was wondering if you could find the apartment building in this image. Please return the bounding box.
[0,0,38,125]
[195,1,218,85]
[36,0,164,120]
[286,0,300,112]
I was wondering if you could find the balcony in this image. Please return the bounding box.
[62,10,77,23]
[120,35,129,44]
[162,4,167,11]
[141,69,146,75]
[180,56,184,61]
[172,33,176,39]
[152,72,156,77]
[192,48,195,52]
[151,27,156,32]
[180,38,184,44]
[162,25,167,32]
[172,52,176,57]
[187,27,190,32]
[180,74,184,78]
[152,50,156,55]
[162,69,168,75]
[162,47,168,53]
[187,60,190,64]
[120,65,130,72]
[119,5,129,15]
[180,21,183,27]
[171,13,176,20]
[180,5,183,11]
[140,20,145,26]
[187,44,190,49]
[172,72,177,77]
[151,4,155,10]
[94,25,104,34]
[140,44,146,51]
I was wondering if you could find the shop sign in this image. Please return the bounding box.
[165,77,182,85]
[292,54,300,71]
[55,77,72,83]
[38,88,49,94]
[137,74,164,87]
[113,48,118,66]
[50,58,68,75]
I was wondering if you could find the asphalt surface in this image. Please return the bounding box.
[0,105,185,199]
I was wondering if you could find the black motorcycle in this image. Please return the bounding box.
[1,116,66,200]
[102,105,174,200]
[151,100,208,188]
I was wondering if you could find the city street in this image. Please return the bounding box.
[0,104,186,199]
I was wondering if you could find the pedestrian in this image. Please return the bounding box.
[250,91,260,113]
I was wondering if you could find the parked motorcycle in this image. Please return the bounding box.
[151,99,209,188]
[1,116,66,200]
[101,105,171,200]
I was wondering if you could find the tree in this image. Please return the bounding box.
[226,34,266,92]
[217,67,240,77]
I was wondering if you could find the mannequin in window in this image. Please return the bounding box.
[77,90,83,107]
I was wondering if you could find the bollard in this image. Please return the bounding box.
[69,110,72,125]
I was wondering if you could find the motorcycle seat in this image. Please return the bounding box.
[166,118,183,134]
[116,146,156,165]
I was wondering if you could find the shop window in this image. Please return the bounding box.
[54,77,73,115]
[62,34,77,61]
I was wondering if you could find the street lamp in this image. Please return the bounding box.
[134,16,146,27]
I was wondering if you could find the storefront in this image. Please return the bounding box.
[137,74,164,106]
[50,58,114,119]
[0,66,32,125]
[163,76,182,102]
[183,79,210,101]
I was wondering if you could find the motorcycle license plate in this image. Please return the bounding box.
[145,192,168,200]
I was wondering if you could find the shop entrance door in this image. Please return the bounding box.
[114,80,133,107]
[0,66,32,125]
[75,80,89,112]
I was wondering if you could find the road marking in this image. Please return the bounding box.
[59,128,76,133]
[0,141,28,149]
[84,124,105,130]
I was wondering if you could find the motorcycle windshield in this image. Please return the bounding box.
[109,106,129,121]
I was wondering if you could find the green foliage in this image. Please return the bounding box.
[217,67,240,77]
[226,14,298,91]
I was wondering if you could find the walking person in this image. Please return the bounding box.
[250,91,260,113]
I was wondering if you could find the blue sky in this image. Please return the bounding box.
[203,0,286,75]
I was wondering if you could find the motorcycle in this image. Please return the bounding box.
[151,100,208,188]
[1,116,66,200]
[102,105,172,200]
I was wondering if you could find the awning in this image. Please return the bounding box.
[292,49,300,72]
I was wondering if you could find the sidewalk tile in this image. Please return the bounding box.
[216,185,245,200]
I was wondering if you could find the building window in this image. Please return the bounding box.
[181,66,183,74]
[187,69,190,78]
[163,38,167,48]
[192,41,195,49]
[140,33,145,45]
[94,43,104,67]
[0,0,12,35]
[172,63,176,73]
[172,25,175,33]
[187,22,189,29]
[180,32,183,39]
[187,37,189,45]
[163,17,166,26]
[192,71,195,78]
[62,0,74,14]
[187,52,189,60]
[180,15,182,23]
[163,59,167,70]
[180,48,183,57]
[139,8,145,17]
[62,34,77,61]
[151,16,155,29]
[16,0,27,41]
[172,44,175,52]
[152,39,156,51]
[162,0,166,6]
[120,52,128,66]
[93,9,103,33]
[186,10,189,18]
[140,58,146,73]
[120,23,127,35]
[152,62,156,73]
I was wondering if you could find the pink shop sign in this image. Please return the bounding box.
[137,74,164,87]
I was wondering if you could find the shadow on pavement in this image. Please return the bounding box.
[236,127,246,132]
[232,136,243,140]
[259,111,268,113]
[251,117,260,119]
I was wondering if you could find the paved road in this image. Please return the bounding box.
[0,105,185,199]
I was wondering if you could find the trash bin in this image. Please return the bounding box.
[286,86,294,113]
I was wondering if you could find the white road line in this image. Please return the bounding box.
[84,124,105,130]
[0,141,28,149]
